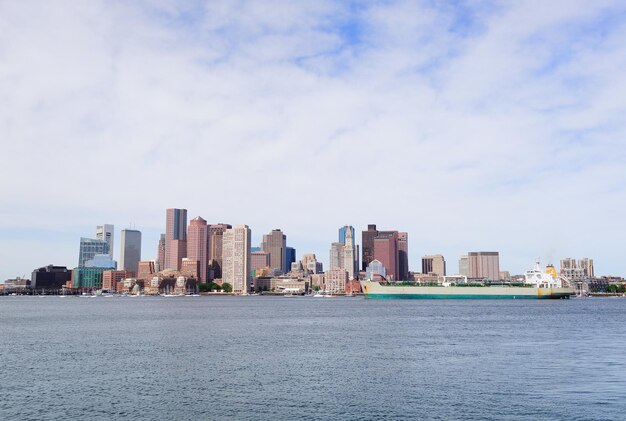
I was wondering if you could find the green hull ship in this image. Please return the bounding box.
[360,262,576,299]
[360,281,575,299]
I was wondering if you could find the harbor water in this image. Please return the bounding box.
[1,296,625,420]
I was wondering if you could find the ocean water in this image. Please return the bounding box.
[1,296,625,420]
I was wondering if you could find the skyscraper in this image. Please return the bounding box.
[361,224,378,270]
[374,231,399,281]
[96,224,114,258]
[330,242,344,271]
[285,247,296,273]
[78,237,109,267]
[208,223,232,279]
[458,255,469,276]
[261,229,287,273]
[120,229,141,275]
[157,234,165,272]
[165,208,187,270]
[342,227,358,280]
[397,232,408,281]
[187,217,208,282]
[222,225,251,294]
[468,252,500,280]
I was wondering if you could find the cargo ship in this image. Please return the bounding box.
[361,262,575,299]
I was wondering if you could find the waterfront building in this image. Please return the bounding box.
[374,231,399,281]
[137,260,155,281]
[157,234,165,272]
[180,258,200,280]
[208,223,232,279]
[222,225,252,294]
[72,266,107,289]
[251,251,270,272]
[325,269,348,294]
[459,255,469,276]
[255,276,308,294]
[96,224,114,258]
[165,208,187,270]
[361,224,379,270]
[261,229,287,273]
[468,252,500,280]
[120,229,141,274]
[310,273,325,290]
[559,257,589,281]
[422,255,446,276]
[397,232,408,281]
[365,259,386,281]
[102,270,133,291]
[31,265,71,289]
[78,237,109,267]
[187,217,208,282]
[342,227,358,280]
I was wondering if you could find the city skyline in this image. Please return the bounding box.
[2,2,626,279]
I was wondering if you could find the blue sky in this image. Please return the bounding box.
[1,0,625,280]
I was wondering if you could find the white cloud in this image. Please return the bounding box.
[1,0,625,279]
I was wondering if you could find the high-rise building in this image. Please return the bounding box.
[285,247,296,273]
[78,237,109,267]
[261,229,287,273]
[342,227,358,280]
[330,242,344,271]
[187,217,208,282]
[157,234,165,272]
[361,224,379,270]
[560,258,577,270]
[222,225,251,294]
[459,255,469,276]
[397,232,408,281]
[374,231,399,281]
[165,208,187,270]
[468,252,500,280]
[120,229,141,274]
[422,255,446,276]
[96,224,114,258]
[208,223,232,279]
[251,251,270,272]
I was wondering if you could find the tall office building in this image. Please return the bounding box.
[468,252,500,280]
[156,234,166,272]
[251,251,270,271]
[458,255,469,276]
[330,242,344,271]
[119,229,141,274]
[361,224,379,270]
[187,217,208,282]
[397,232,408,281]
[374,231,399,281]
[422,255,446,276]
[285,247,296,273]
[78,237,110,267]
[208,223,232,279]
[165,208,187,270]
[96,224,114,258]
[261,229,287,273]
[343,227,358,280]
[222,225,251,294]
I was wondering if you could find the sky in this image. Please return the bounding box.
[1,0,625,280]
